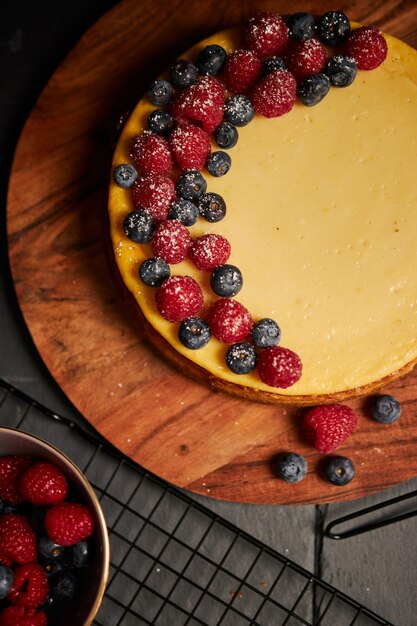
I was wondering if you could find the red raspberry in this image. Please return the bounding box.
[223,49,261,94]
[0,606,46,626]
[244,12,288,59]
[189,234,231,271]
[19,461,68,506]
[168,122,211,171]
[8,564,49,608]
[346,26,387,70]
[303,404,358,454]
[252,70,296,118]
[0,456,32,505]
[132,175,175,221]
[156,276,203,322]
[0,515,37,564]
[171,76,225,133]
[130,131,172,176]
[207,299,252,343]
[284,38,328,80]
[152,220,192,264]
[0,554,14,567]
[45,502,94,547]
[257,346,302,388]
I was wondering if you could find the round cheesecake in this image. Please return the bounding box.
[108,21,417,404]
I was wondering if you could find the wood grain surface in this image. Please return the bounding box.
[7,0,417,504]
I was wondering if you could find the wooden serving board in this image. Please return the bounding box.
[7,0,417,504]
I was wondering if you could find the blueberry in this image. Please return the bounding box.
[176,170,207,201]
[278,453,307,483]
[261,56,287,76]
[372,394,401,424]
[123,210,155,243]
[0,565,14,600]
[169,59,198,88]
[179,317,212,349]
[325,456,355,486]
[113,164,138,188]
[226,342,257,374]
[198,192,226,223]
[224,95,254,127]
[317,11,350,47]
[325,55,357,87]
[287,13,316,41]
[297,73,330,106]
[214,122,238,149]
[147,109,174,135]
[169,198,199,226]
[147,79,173,106]
[206,151,231,177]
[210,264,243,297]
[0,500,19,515]
[196,44,227,76]
[139,257,170,287]
[251,318,281,348]
[39,536,65,562]
[71,541,90,568]
[50,570,79,603]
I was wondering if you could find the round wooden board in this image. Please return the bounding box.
[7,0,417,504]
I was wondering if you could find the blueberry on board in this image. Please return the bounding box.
[261,56,287,76]
[214,122,238,149]
[224,95,255,127]
[123,210,155,243]
[278,453,307,483]
[297,73,330,106]
[206,151,232,177]
[198,192,226,223]
[169,198,199,226]
[176,170,207,201]
[71,541,90,568]
[210,264,243,297]
[169,59,198,88]
[179,317,212,349]
[147,79,173,106]
[139,257,170,287]
[39,536,65,562]
[251,318,281,348]
[325,456,355,486]
[113,163,138,188]
[372,394,401,424]
[197,44,227,75]
[50,570,79,603]
[0,565,14,600]
[325,55,357,87]
[147,109,174,135]
[317,11,350,47]
[226,342,257,374]
[287,12,316,41]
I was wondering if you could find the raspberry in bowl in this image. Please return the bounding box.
[0,427,109,626]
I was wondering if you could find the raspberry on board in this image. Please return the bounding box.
[223,49,261,94]
[168,122,211,171]
[7,564,49,608]
[130,130,172,176]
[244,12,289,59]
[284,37,328,80]
[0,515,37,564]
[151,219,192,264]
[132,175,175,221]
[170,76,225,133]
[189,234,231,271]
[257,346,302,388]
[0,606,47,626]
[346,26,388,70]
[206,299,252,343]
[156,276,204,323]
[0,456,32,505]
[303,404,358,453]
[252,69,297,118]
[45,502,94,547]
[19,461,68,506]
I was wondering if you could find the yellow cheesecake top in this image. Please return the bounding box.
[109,26,417,398]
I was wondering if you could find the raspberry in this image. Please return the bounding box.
[284,38,328,80]
[8,564,48,608]
[0,606,46,626]
[244,12,288,59]
[156,276,203,322]
[0,456,32,505]
[132,175,175,221]
[189,234,231,270]
[207,299,252,343]
[252,69,296,118]
[223,49,261,94]
[171,76,225,133]
[19,461,68,506]
[168,122,211,171]
[303,404,358,454]
[45,502,94,547]
[130,131,172,176]
[257,346,302,388]
[152,220,192,264]
[346,26,387,70]
[0,515,37,564]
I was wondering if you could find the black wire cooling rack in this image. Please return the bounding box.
[0,378,392,626]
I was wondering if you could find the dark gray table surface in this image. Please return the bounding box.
[1,3,416,624]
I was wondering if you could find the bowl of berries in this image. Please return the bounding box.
[0,427,109,626]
